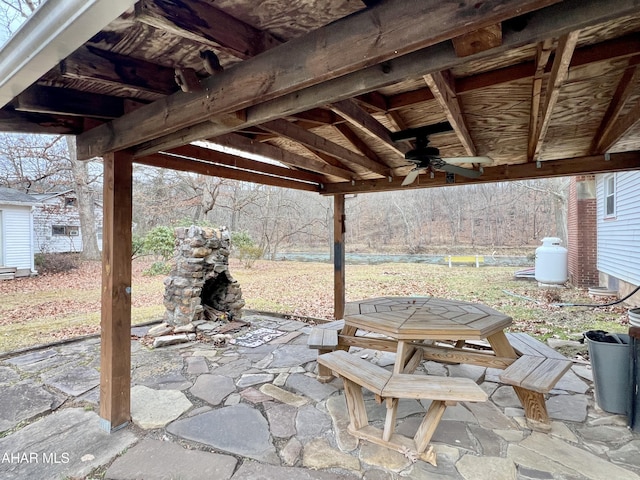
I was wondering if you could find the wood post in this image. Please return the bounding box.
[99,150,133,432]
[333,194,345,320]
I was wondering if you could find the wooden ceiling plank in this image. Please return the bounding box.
[388,33,640,112]
[137,153,320,192]
[531,30,580,160]
[168,144,326,184]
[329,99,405,157]
[261,118,391,177]
[76,0,566,159]
[59,46,177,96]
[424,70,476,156]
[527,38,554,160]
[321,152,640,195]
[209,132,355,180]
[134,0,281,60]
[14,85,125,119]
[127,0,640,159]
[593,57,640,153]
[597,99,640,153]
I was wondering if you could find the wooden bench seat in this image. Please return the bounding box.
[499,333,573,428]
[307,320,345,382]
[318,350,487,465]
[500,332,572,392]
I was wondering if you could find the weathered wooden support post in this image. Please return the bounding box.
[99,150,133,432]
[334,194,346,320]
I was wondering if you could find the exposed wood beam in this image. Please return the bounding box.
[451,23,502,57]
[333,123,389,169]
[308,149,363,176]
[168,144,326,184]
[596,98,640,153]
[14,85,125,119]
[329,99,405,157]
[137,153,320,192]
[59,46,177,96]
[531,31,580,161]
[387,33,640,112]
[424,70,476,156]
[527,39,554,160]
[210,133,355,180]
[125,0,640,159]
[355,92,389,113]
[135,0,281,60]
[290,109,339,126]
[261,119,392,177]
[322,152,640,195]
[77,0,564,159]
[0,108,84,134]
[100,150,132,432]
[592,56,640,153]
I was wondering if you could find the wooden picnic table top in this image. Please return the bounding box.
[344,296,512,341]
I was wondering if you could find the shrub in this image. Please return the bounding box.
[237,244,264,268]
[143,261,172,276]
[142,226,175,261]
[34,253,81,274]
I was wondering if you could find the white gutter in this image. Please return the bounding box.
[0,0,137,109]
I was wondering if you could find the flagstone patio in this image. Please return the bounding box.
[1,313,640,480]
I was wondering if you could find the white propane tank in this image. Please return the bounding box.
[535,237,568,284]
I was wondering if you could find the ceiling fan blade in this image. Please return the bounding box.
[440,163,482,178]
[441,156,492,164]
[401,168,421,186]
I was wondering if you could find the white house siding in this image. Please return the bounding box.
[1,205,35,273]
[596,171,640,287]
[32,194,103,254]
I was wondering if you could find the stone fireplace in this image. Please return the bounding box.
[163,226,244,326]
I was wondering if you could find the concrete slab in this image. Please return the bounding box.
[0,408,137,480]
[105,438,236,480]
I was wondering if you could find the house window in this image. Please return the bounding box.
[52,225,80,236]
[604,174,616,217]
[65,197,77,207]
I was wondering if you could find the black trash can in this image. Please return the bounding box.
[585,330,630,415]
[628,326,640,431]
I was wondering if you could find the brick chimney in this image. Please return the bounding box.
[567,175,598,287]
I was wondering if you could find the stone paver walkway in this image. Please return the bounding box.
[1,313,640,479]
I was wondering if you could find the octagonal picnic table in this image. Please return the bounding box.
[338,296,560,426]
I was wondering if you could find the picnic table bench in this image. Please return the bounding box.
[318,350,487,465]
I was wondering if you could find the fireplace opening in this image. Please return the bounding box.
[201,272,234,320]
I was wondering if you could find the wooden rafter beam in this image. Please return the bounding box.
[14,85,125,119]
[59,46,177,96]
[260,119,392,177]
[134,0,281,60]
[387,33,640,112]
[208,133,355,180]
[137,152,320,192]
[527,39,554,160]
[168,144,326,184]
[76,0,566,159]
[121,0,640,159]
[593,56,640,153]
[596,98,640,153]
[424,70,476,156]
[321,152,640,195]
[531,31,580,161]
[0,108,83,134]
[333,123,389,168]
[329,99,405,157]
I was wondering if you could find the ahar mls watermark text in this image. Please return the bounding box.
[2,451,70,464]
